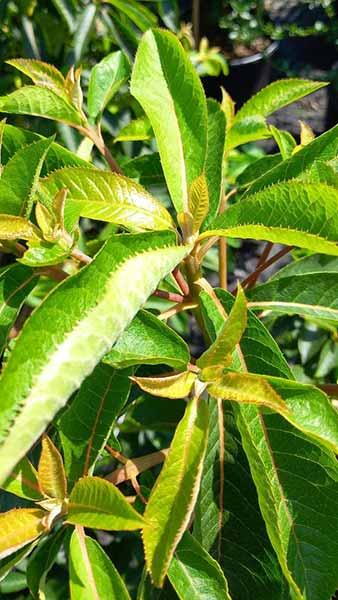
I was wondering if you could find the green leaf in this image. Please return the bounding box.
[0,509,46,560]
[87,51,130,123]
[200,288,338,600]
[132,370,197,399]
[194,401,288,599]
[19,240,71,267]
[270,126,296,160]
[202,99,226,229]
[67,476,144,530]
[0,540,40,583]
[197,286,246,369]
[27,527,69,600]
[37,167,174,232]
[0,230,190,485]
[248,254,338,325]
[0,137,53,217]
[200,182,338,255]
[2,457,43,502]
[0,86,84,127]
[38,435,67,500]
[226,79,326,149]
[6,59,68,101]
[115,116,153,143]
[106,0,157,31]
[168,532,232,600]
[103,309,190,369]
[69,528,131,599]
[143,392,209,587]
[59,364,131,488]
[245,123,338,195]
[0,264,38,356]
[131,29,208,213]
[237,154,282,188]
[2,124,89,174]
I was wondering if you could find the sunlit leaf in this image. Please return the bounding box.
[67,476,144,530]
[0,231,190,485]
[38,435,67,500]
[0,509,46,560]
[131,28,208,213]
[132,371,197,399]
[143,391,209,586]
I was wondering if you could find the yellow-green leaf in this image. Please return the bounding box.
[0,508,46,559]
[67,476,144,530]
[37,167,174,232]
[132,371,197,399]
[188,174,209,234]
[208,372,289,415]
[143,392,209,587]
[38,435,67,501]
[6,59,68,101]
[197,286,247,369]
[0,215,40,241]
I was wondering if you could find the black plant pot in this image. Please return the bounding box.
[203,41,279,107]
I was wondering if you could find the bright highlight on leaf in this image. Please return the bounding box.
[37,167,174,232]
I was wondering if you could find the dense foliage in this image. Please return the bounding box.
[0,19,337,600]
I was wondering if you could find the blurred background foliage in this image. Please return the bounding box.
[0,1,337,597]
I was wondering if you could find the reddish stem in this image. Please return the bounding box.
[172,267,190,296]
[237,245,293,292]
[152,289,185,303]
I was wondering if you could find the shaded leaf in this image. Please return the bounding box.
[27,527,69,599]
[131,29,208,213]
[200,288,338,600]
[87,50,130,123]
[59,364,131,488]
[0,263,38,355]
[67,476,144,530]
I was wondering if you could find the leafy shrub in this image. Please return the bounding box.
[0,27,337,600]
